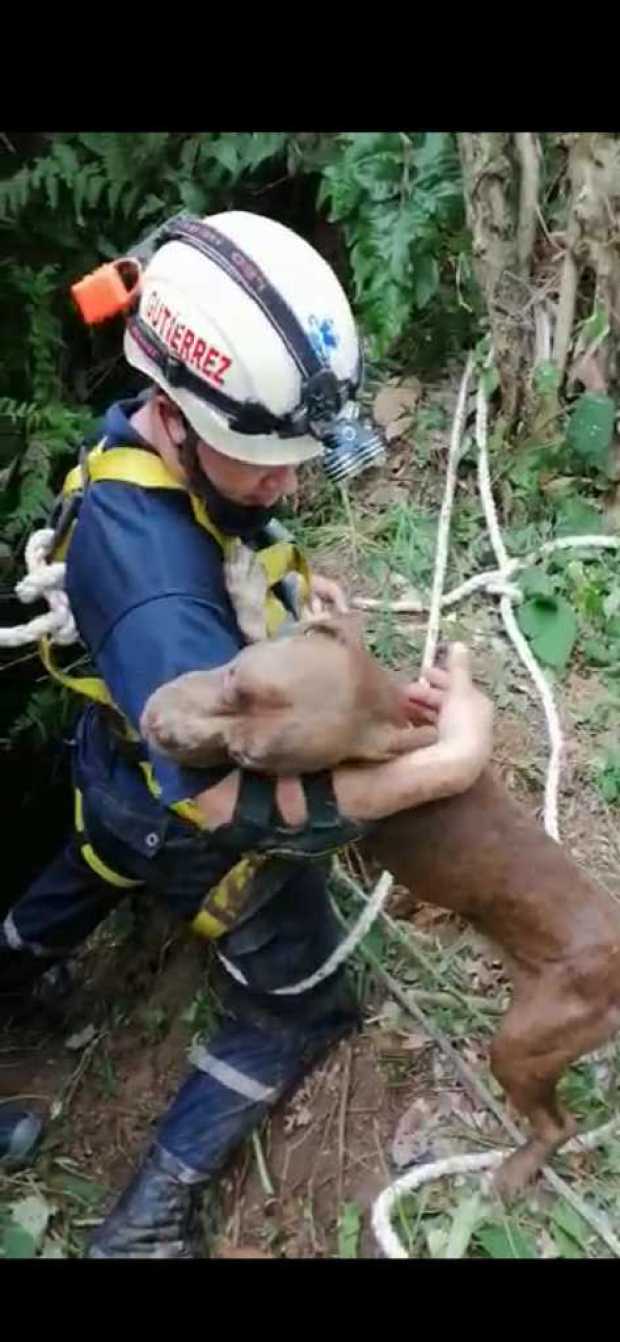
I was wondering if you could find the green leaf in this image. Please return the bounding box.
[580,303,609,348]
[426,1224,449,1258]
[533,361,561,395]
[44,167,60,212]
[601,773,620,802]
[413,254,439,310]
[475,1219,537,1259]
[550,1201,592,1253]
[517,595,578,670]
[137,193,165,221]
[519,567,556,599]
[0,1226,37,1259]
[567,392,616,472]
[337,1201,362,1258]
[107,177,125,215]
[211,138,239,176]
[554,495,604,537]
[443,1193,482,1259]
[10,1194,52,1249]
[481,364,500,398]
[551,1226,584,1258]
[52,141,80,182]
[59,1174,106,1207]
[178,180,207,215]
[86,173,105,210]
[120,184,141,220]
[603,588,620,620]
[582,636,612,666]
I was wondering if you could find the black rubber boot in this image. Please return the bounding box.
[0,1104,43,1169]
[0,963,75,1027]
[85,1144,204,1259]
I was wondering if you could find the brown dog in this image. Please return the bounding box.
[141,615,620,1197]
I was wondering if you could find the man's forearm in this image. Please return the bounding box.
[190,738,485,832]
[332,740,484,823]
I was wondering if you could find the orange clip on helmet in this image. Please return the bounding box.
[71,257,142,325]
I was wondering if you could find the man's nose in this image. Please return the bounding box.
[276,465,298,496]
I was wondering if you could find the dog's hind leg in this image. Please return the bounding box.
[489,973,619,1199]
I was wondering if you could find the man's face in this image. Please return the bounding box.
[195,439,298,508]
[157,395,299,508]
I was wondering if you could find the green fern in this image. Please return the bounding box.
[9,680,74,745]
[319,131,466,356]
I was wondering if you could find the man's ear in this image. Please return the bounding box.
[155,391,186,447]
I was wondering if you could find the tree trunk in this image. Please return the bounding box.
[459,131,620,439]
[458,133,525,425]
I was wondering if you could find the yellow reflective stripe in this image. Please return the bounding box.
[39,635,116,708]
[74,786,142,890]
[138,760,208,830]
[258,541,295,585]
[138,759,162,798]
[171,799,209,828]
[188,495,228,551]
[191,908,228,939]
[53,529,72,562]
[62,464,84,497]
[62,439,106,498]
[81,842,142,889]
[265,593,289,636]
[87,447,187,493]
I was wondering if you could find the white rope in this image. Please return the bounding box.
[217,870,394,996]
[0,527,78,649]
[355,535,620,615]
[372,1117,620,1259]
[474,383,566,839]
[421,354,475,672]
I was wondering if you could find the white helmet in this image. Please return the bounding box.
[123,211,380,474]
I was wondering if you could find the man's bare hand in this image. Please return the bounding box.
[434,643,493,768]
[308,573,349,616]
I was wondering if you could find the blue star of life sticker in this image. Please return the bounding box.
[307,315,339,362]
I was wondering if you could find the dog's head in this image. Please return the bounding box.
[141,613,430,774]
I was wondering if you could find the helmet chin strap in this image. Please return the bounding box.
[178,422,275,539]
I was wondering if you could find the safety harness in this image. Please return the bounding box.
[43,438,316,938]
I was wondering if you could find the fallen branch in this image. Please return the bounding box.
[251,1129,275,1199]
[337,1043,353,1206]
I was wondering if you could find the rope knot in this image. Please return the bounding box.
[0,526,78,650]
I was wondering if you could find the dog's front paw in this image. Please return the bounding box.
[224,540,269,643]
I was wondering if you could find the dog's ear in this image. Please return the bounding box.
[218,661,289,715]
[300,611,367,647]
